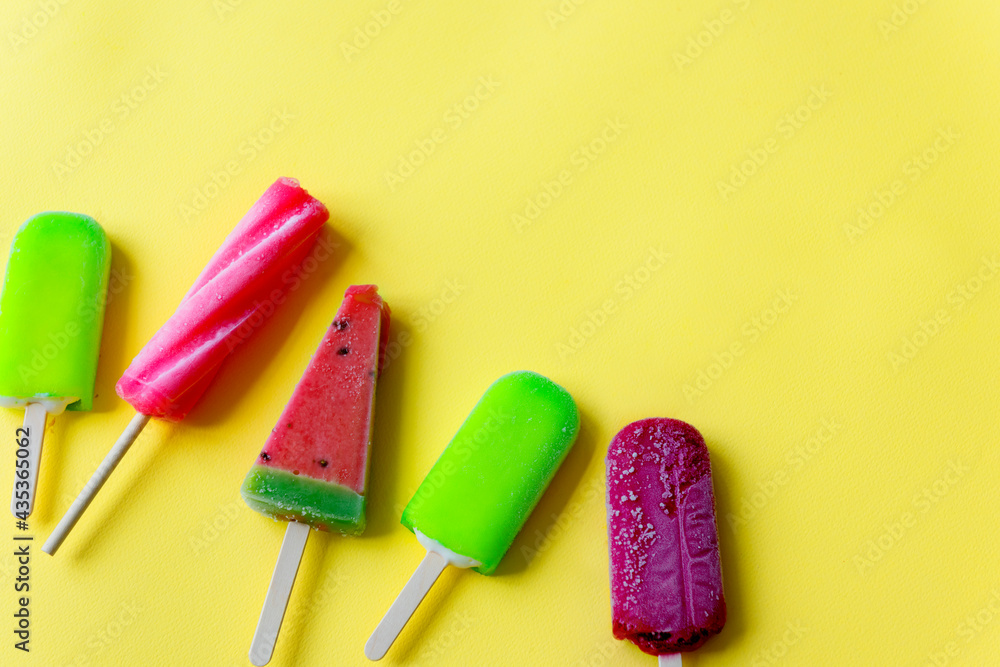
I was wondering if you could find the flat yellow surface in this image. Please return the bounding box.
[2,1,999,665]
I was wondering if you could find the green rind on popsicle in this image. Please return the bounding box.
[401,371,579,575]
[241,465,366,535]
[0,212,111,411]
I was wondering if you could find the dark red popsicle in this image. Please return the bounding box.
[606,418,726,657]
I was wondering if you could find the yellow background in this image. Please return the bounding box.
[2,1,999,665]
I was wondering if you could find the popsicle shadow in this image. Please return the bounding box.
[272,529,329,666]
[384,562,469,663]
[371,403,599,662]
[59,226,347,558]
[36,241,135,520]
[32,413,66,523]
[90,239,136,413]
[63,419,176,563]
[365,318,411,538]
[695,443,745,657]
[186,225,350,428]
[495,405,599,576]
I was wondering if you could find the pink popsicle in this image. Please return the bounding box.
[606,418,726,658]
[117,177,329,420]
[43,178,329,556]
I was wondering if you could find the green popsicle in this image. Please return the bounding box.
[367,371,578,660]
[0,212,111,519]
[402,370,580,574]
[0,212,111,410]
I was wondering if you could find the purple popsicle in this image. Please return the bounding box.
[606,418,726,661]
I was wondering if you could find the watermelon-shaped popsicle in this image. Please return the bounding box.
[242,284,390,533]
[242,285,389,666]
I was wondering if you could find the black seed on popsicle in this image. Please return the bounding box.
[318,459,328,468]
[333,319,348,330]
[260,452,271,461]
[337,347,349,355]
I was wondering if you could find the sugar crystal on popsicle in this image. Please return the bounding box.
[243,285,389,665]
[117,178,329,421]
[606,418,726,665]
[242,285,389,533]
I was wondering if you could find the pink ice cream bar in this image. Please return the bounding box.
[43,178,329,557]
[606,418,726,661]
[117,177,328,420]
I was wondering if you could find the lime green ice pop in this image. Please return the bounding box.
[366,371,579,660]
[0,213,111,518]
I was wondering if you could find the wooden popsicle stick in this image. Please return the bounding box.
[42,412,151,555]
[365,550,448,661]
[249,520,311,666]
[658,654,682,666]
[11,402,47,518]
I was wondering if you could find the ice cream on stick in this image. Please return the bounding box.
[606,419,726,666]
[241,285,389,666]
[116,178,328,420]
[365,371,579,661]
[0,213,111,518]
[42,178,328,555]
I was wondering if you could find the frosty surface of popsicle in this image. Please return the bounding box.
[241,285,390,534]
[401,371,579,575]
[116,177,329,421]
[0,212,111,412]
[606,418,726,655]
[43,179,328,556]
